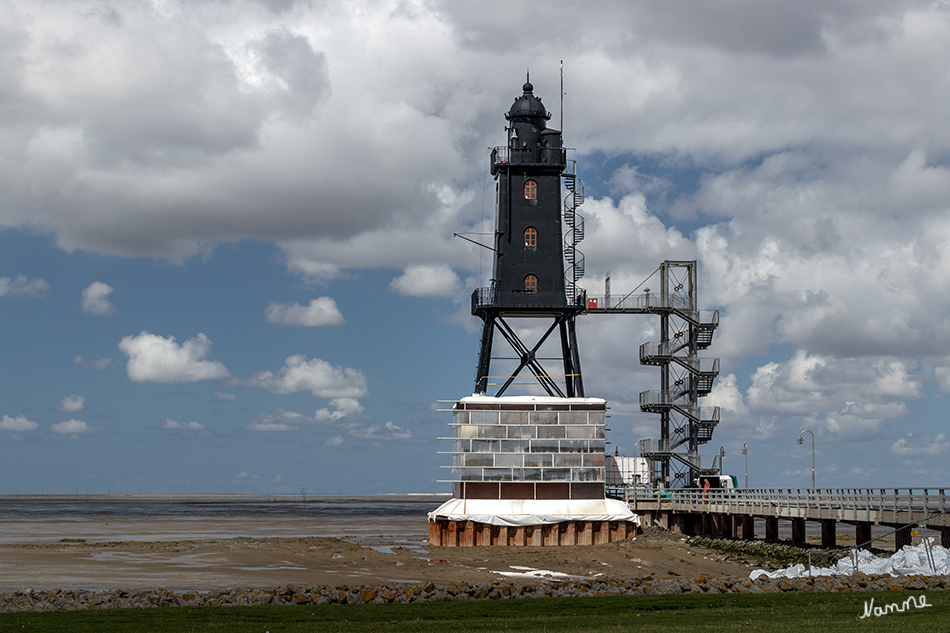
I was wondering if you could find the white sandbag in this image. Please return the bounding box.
[750,538,950,579]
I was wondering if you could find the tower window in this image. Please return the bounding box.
[524,227,537,248]
[524,274,538,295]
[524,179,537,200]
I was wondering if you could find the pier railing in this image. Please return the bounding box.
[627,488,948,528]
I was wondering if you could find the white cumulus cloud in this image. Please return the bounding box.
[75,356,111,369]
[745,351,920,419]
[314,398,364,423]
[0,414,39,432]
[245,354,367,398]
[891,433,950,457]
[390,264,461,297]
[81,281,115,315]
[246,421,298,432]
[0,275,48,298]
[57,394,85,412]
[162,418,206,432]
[349,421,412,441]
[245,409,309,432]
[325,435,344,446]
[119,332,230,383]
[264,297,344,326]
[50,419,99,435]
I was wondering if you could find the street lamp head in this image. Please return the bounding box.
[742,443,747,455]
[797,436,803,445]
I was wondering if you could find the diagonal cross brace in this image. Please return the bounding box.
[493,316,565,397]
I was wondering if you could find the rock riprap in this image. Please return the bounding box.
[2,574,948,612]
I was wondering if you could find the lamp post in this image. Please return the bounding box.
[742,443,748,488]
[797,429,815,489]
[719,446,725,474]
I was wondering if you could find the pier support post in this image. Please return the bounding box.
[731,516,743,538]
[855,522,872,550]
[821,519,836,548]
[670,513,686,534]
[741,516,755,540]
[791,518,806,545]
[686,514,703,536]
[765,517,778,542]
[685,514,699,536]
[640,510,655,527]
[720,515,733,539]
[940,526,950,549]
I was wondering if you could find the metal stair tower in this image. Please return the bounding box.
[583,261,721,488]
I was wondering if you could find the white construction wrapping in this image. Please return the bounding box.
[428,498,641,528]
[750,539,950,579]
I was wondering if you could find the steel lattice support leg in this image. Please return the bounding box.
[566,316,584,398]
[474,315,495,395]
[558,315,584,398]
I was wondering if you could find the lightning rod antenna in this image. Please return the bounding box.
[560,60,564,133]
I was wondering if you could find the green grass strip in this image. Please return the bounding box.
[0,589,946,633]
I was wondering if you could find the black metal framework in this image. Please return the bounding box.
[465,83,722,486]
[582,261,721,487]
[471,81,587,398]
[473,310,584,398]
[638,262,719,488]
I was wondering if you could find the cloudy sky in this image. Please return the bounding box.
[2,0,949,495]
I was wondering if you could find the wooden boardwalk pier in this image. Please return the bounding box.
[628,488,950,551]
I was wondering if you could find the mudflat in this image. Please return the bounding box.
[0,516,755,591]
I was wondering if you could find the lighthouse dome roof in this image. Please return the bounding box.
[506,81,550,123]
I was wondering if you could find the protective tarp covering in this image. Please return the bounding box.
[427,498,640,528]
[750,539,950,579]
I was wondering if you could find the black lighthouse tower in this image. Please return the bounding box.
[472,80,585,398]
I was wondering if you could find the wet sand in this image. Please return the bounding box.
[0,516,754,591]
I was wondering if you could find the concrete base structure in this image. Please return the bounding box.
[429,518,635,547]
[434,397,640,547]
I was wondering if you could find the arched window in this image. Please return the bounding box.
[524,226,537,248]
[524,274,538,295]
[524,179,537,200]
